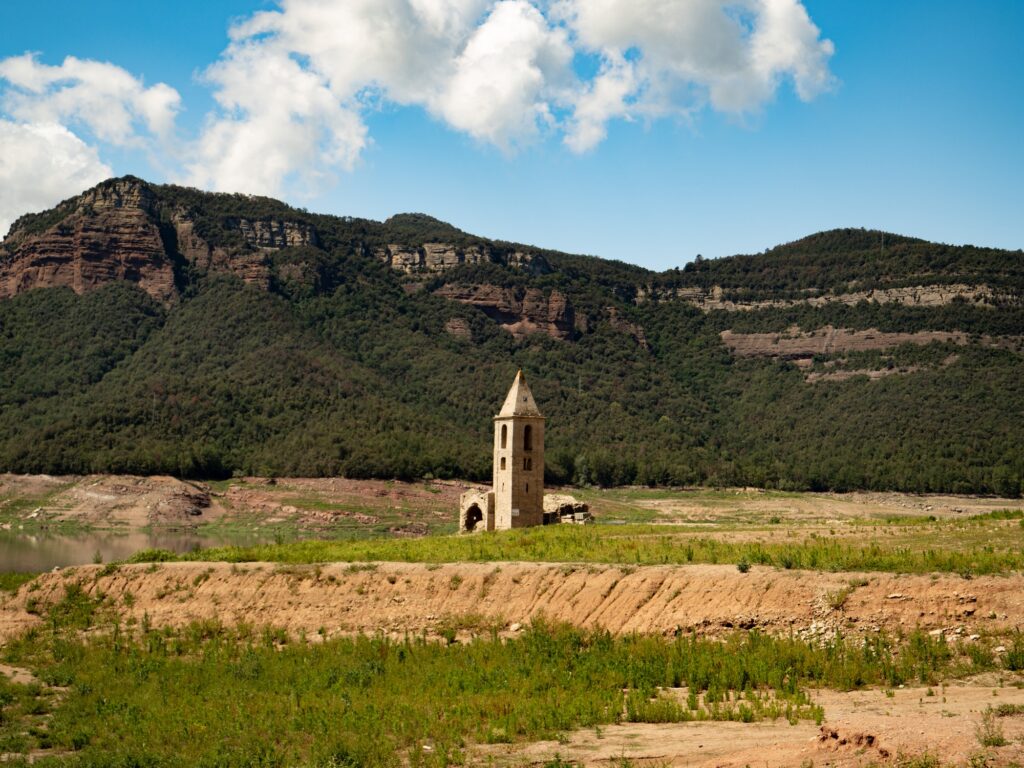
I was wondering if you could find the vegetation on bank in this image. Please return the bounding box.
[118,517,1024,575]
[0,584,1009,767]
[0,573,36,593]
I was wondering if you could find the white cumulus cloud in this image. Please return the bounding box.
[555,0,836,150]
[0,0,834,220]
[185,41,369,196]
[189,0,834,189]
[0,53,180,145]
[0,54,180,237]
[435,1,574,150]
[0,120,112,239]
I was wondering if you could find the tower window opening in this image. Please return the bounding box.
[500,457,506,470]
[523,424,533,451]
[525,483,529,493]
[500,424,507,449]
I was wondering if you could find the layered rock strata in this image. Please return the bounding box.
[0,179,177,302]
[638,283,1007,311]
[434,284,575,340]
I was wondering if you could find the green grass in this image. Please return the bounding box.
[0,483,86,534]
[0,585,984,767]
[571,487,808,525]
[0,573,37,593]
[119,521,1024,575]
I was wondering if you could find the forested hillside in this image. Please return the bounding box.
[1,177,1022,495]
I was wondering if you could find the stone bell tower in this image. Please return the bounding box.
[493,370,545,529]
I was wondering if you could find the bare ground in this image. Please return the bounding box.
[5,474,1019,534]
[2,561,1022,644]
[0,474,469,534]
[478,682,1024,767]
[0,474,219,529]
[620,489,1020,525]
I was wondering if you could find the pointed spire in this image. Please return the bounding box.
[498,370,543,418]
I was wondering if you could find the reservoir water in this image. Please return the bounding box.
[0,528,277,572]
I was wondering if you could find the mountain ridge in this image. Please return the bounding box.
[1,176,1022,495]
[8,175,1018,305]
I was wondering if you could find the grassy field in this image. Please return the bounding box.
[1,584,1017,767]
[0,573,36,593]
[109,509,1024,575]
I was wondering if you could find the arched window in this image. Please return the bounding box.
[523,424,533,451]
[500,457,506,470]
[500,424,507,449]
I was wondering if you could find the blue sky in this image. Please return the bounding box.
[1,0,1022,270]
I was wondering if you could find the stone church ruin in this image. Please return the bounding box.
[459,371,591,532]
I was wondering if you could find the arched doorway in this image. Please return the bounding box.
[464,504,483,532]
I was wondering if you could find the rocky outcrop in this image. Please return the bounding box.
[375,243,491,273]
[443,318,472,340]
[604,307,649,350]
[720,326,968,359]
[169,212,271,289]
[231,218,317,250]
[375,243,552,275]
[639,283,1008,311]
[0,178,329,300]
[0,176,564,311]
[507,250,553,276]
[434,284,575,340]
[0,178,177,303]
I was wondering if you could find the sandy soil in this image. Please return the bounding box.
[478,682,1024,767]
[627,489,1021,525]
[219,476,463,534]
[2,561,1021,645]
[0,474,219,529]
[0,474,470,534]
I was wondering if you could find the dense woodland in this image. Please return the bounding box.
[1,179,1022,495]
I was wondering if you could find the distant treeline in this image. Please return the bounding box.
[1,184,1022,495]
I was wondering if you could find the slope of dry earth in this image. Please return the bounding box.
[2,562,1022,644]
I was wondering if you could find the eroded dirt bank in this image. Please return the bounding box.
[3,561,1022,643]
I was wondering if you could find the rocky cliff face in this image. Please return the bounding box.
[434,284,575,340]
[637,283,1008,311]
[375,243,490,273]
[0,176,559,306]
[168,212,293,291]
[0,178,327,301]
[374,243,551,276]
[604,307,649,350]
[0,179,178,303]
[719,326,969,359]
